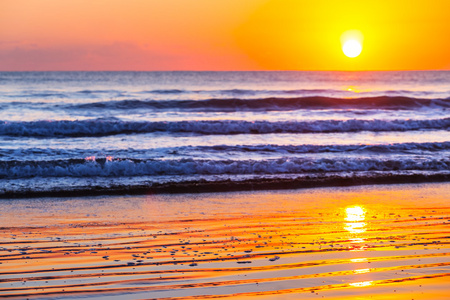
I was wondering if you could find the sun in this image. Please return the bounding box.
[340,30,364,58]
[342,39,362,58]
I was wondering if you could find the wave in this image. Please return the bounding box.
[10,91,69,98]
[140,89,185,94]
[2,142,448,159]
[1,118,448,137]
[1,142,448,164]
[72,96,450,111]
[2,171,449,198]
[2,157,449,179]
[195,142,450,155]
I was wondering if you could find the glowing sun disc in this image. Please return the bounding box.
[342,40,362,58]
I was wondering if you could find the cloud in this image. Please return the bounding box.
[0,42,183,71]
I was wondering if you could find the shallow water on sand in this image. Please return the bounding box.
[0,183,449,299]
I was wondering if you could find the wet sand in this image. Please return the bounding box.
[0,183,449,299]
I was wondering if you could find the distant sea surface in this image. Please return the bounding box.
[1,71,449,196]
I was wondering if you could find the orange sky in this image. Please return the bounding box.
[1,0,449,71]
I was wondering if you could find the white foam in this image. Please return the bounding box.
[2,157,449,179]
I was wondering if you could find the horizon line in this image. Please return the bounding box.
[1,69,449,72]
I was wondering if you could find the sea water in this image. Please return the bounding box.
[0,71,449,196]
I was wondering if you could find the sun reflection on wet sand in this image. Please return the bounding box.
[345,206,368,253]
[345,205,367,234]
[354,268,371,274]
[345,206,365,222]
[349,281,374,287]
[350,258,368,263]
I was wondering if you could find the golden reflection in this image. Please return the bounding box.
[344,205,367,234]
[349,281,373,288]
[349,238,365,244]
[354,268,370,274]
[350,258,368,263]
[346,206,365,221]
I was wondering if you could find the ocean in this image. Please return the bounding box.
[0,71,449,197]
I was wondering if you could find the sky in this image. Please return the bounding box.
[1,0,449,71]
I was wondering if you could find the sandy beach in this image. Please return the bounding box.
[0,182,448,299]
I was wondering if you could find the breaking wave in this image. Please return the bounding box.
[2,157,449,179]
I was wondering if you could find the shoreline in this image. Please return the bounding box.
[2,172,449,199]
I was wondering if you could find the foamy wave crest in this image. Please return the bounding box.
[1,142,448,162]
[72,96,450,111]
[2,157,449,179]
[0,142,450,161]
[1,118,448,137]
